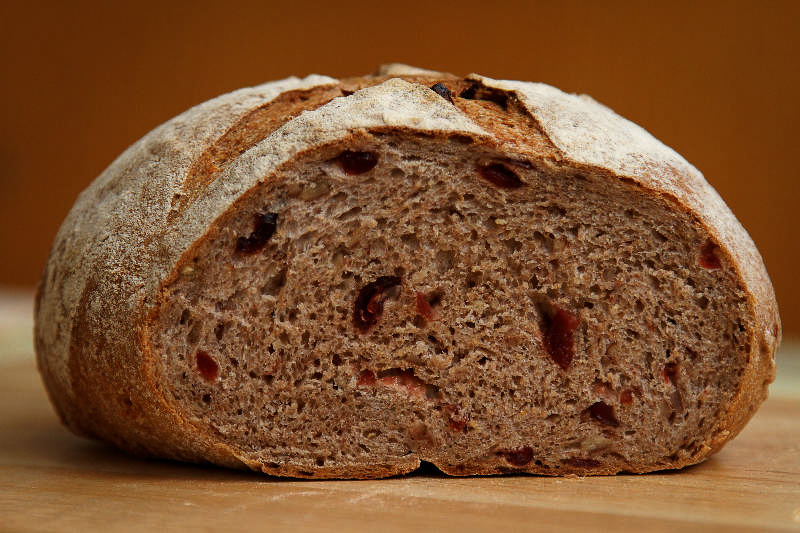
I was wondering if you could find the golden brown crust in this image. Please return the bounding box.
[35,66,779,479]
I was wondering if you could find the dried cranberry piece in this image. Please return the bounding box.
[563,457,602,468]
[415,291,439,321]
[377,368,426,396]
[499,446,534,466]
[357,369,376,386]
[663,362,680,384]
[699,240,722,269]
[235,212,278,255]
[337,150,379,175]
[540,306,579,371]
[620,389,634,405]
[477,163,524,189]
[430,82,454,103]
[586,401,619,427]
[196,351,219,382]
[443,404,468,432]
[353,276,402,332]
[449,418,467,432]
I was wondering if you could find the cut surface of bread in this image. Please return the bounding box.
[35,66,781,479]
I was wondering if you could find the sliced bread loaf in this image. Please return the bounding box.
[35,65,781,478]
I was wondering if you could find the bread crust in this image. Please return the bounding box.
[35,65,780,478]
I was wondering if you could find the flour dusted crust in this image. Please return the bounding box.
[35,65,780,478]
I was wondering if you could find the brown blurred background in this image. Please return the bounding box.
[1,1,798,334]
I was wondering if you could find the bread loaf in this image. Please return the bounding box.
[35,65,781,478]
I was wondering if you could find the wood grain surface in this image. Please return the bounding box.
[1,294,798,532]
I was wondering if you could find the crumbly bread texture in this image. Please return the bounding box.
[35,65,781,478]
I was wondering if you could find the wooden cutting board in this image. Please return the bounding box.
[1,294,798,532]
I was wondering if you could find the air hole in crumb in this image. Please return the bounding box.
[652,229,668,242]
[235,212,278,255]
[187,323,202,345]
[685,346,699,361]
[202,393,212,404]
[532,231,553,254]
[338,206,362,220]
[261,268,287,296]
[585,401,619,427]
[502,239,523,253]
[336,150,378,175]
[214,323,225,341]
[450,134,474,144]
[436,250,456,273]
[179,309,190,325]
[466,270,483,288]
[477,163,524,189]
[400,234,420,252]
[625,328,640,339]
